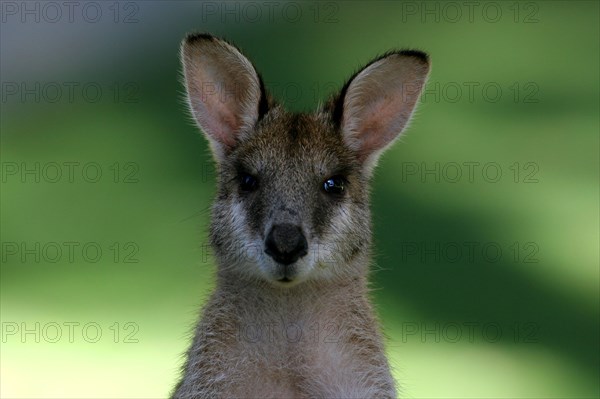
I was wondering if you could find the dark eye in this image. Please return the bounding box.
[323,176,346,195]
[239,173,258,192]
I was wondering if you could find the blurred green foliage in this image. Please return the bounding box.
[1,1,598,397]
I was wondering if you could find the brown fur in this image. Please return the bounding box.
[172,33,430,399]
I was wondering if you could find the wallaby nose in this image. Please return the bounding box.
[264,224,308,265]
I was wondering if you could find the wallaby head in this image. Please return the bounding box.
[181,33,429,288]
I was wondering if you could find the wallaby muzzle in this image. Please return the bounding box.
[264,223,308,266]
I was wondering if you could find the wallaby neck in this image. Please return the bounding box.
[214,268,371,318]
[211,271,373,351]
[216,272,368,295]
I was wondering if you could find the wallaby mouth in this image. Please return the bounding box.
[274,265,300,284]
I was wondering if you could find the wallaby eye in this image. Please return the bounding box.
[239,173,258,192]
[323,176,346,195]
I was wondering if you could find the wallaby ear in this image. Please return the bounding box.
[181,33,268,158]
[330,51,430,168]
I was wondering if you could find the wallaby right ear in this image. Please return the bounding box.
[181,33,267,158]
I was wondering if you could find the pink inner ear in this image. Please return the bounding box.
[357,97,406,158]
[193,80,242,149]
[209,99,239,148]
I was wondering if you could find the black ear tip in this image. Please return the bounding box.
[398,49,430,64]
[184,32,215,45]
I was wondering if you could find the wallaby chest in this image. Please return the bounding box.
[209,287,388,398]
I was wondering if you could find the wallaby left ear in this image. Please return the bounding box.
[330,51,430,167]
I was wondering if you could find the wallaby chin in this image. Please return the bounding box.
[173,33,430,399]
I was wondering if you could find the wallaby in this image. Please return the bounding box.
[172,33,430,399]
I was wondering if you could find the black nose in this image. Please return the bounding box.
[264,224,308,265]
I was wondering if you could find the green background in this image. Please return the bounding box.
[1,1,598,397]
